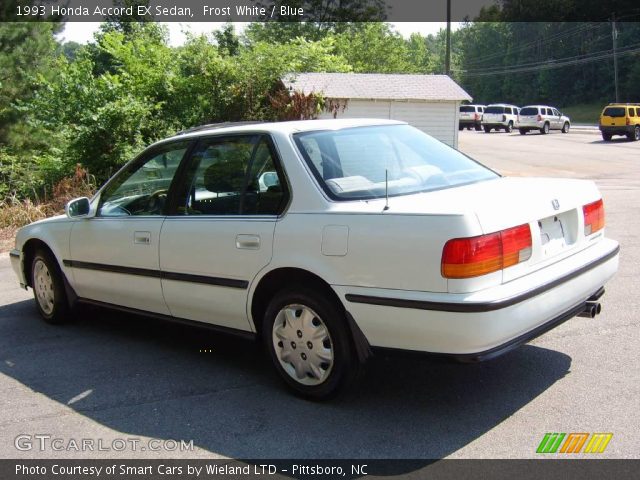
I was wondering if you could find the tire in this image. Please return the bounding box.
[458,125,464,131]
[519,128,526,135]
[629,126,640,141]
[602,132,612,142]
[561,122,570,134]
[262,287,359,400]
[505,121,513,133]
[474,124,482,132]
[540,122,550,135]
[31,249,71,324]
[483,126,491,133]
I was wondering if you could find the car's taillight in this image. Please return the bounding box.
[583,199,605,235]
[626,116,630,125]
[441,224,532,279]
[537,114,542,121]
[474,113,480,120]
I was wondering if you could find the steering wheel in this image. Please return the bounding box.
[145,189,168,214]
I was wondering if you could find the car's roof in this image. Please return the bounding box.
[521,105,557,109]
[486,103,519,107]
[156,118,406,146]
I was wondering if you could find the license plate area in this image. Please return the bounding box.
[538,211,578,258]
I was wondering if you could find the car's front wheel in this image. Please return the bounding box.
[562,122,570,133]
[31,249,71,324]
[262,288,359,400]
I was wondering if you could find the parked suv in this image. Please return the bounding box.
[459,104,486,131]
[482,104,520,133]
[518,105,571,135]
[599,103,640,141]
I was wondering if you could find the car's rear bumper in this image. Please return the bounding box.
[9,249,26,288]
[599,125,634,135]
[482,122,508,128]
[459,119,480,126]
[519,121,544,129]
[336,239,619,356]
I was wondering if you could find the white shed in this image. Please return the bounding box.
[282,73,472,148]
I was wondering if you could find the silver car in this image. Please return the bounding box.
[518,105,571,135]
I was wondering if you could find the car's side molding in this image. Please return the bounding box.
[345,244,620,313]
[62,259,249,289]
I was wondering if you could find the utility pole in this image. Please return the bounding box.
[445,0,451,75]
[612,12,619,102]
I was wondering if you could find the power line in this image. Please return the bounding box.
[454,44,640,77]
[463,23,604,68]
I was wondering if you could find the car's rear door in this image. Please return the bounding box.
[68,140,192,314]
[159,134,289,331]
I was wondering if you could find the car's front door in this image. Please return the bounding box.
[159,134,289,331]
[68,140,192,314]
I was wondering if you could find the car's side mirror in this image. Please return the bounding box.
[66,197,91,218]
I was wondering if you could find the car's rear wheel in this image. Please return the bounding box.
[519,128,527,135]
[31,249,70,324]
[483,126,491,133]
[561,122,570,133]
[540,122,550,135]
[602,132,612,142]
[629,126,640,141]
[505,121,513,133]
[474,124,482,131]
[458,125,464,131]
[262,288,359,400]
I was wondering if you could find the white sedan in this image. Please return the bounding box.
[9,119,619,399]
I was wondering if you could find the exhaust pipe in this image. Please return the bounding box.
[578,302,602,318]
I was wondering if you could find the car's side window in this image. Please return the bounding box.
[98,142,190,217]
[553,109,560,116]
[505,107,512,114]
[629,108,636,117]
[175,135,288,216]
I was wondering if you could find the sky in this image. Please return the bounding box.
[57,22,455,45]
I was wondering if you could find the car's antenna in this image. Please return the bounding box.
[383,169,389,211]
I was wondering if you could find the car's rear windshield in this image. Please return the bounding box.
[460,106,475,112]
[293,125,499,201]
[603,107,626,117]
[520,107,539,115]
[484,106,505,114]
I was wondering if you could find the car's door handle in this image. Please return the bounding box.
[134,231,151,245]
[236,234,260,250]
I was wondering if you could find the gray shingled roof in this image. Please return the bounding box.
[282,73,472,102]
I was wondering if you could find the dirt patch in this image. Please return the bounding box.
[0,226,17,253]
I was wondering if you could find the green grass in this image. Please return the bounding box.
[561,103,605,125]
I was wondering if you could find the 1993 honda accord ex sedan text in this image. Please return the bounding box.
[9,119,619,399]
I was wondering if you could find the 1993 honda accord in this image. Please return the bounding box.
[9,119,619,398]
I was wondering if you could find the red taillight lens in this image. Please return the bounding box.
[442,224,532,279]
[537,114,542,121]
[626,116,630,125]
[583,199,605,235]
[474,113,480,120]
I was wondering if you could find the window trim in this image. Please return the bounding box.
[95,139,196,218]
[165,133,291,218]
